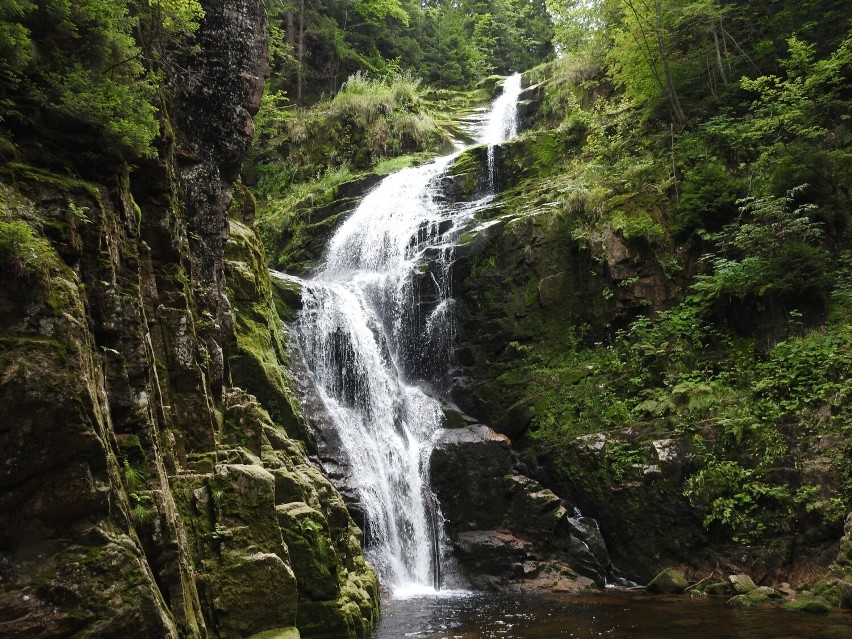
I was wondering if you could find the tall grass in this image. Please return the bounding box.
[253,71,442,202]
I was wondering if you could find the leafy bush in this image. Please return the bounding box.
[691,188,831,327]
[674,160,745,240]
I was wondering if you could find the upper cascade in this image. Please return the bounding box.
[476,73,523,146]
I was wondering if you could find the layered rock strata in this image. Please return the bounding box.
[0,1,377,637]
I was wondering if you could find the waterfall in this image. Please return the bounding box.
[478,73,522,188]
[294,74,523,593]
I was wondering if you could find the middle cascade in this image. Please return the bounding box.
[295,74,523,592]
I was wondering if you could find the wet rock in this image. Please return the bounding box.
[430,422,609,590]
[839,581,852,609]
[430,424,513,532]
[727,587,778,607]
[728,573,758,594]
[783,595,832,614]
[647,568,689,593]
[777,582,797,598]
[213,551,298,637]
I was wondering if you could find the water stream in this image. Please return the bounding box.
[295,75,524,592]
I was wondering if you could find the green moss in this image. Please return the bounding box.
[247,629,300,639]
[610,209,665,245]
[783,596,832,613]
[0,219,61,282]
[2,163,104,209]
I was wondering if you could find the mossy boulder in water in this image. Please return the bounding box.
[728,573,758,594]
[783,595,833,614]
[727,587,779,607]
[647,568,689,593]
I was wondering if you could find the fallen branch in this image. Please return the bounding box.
[685,572,715,591]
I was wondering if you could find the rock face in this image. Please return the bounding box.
[429,420,609,591]
[0,1,377,637]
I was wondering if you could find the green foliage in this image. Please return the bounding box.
[275,0,554,101]
[256,70,438,192]
[0,218,59,282]
[0,0,160,159]
[610,209,665,244]
[0,0,206,161]
[674,159,745,239]
[122,460,153,525]
[151,0,205,35]
[691,188,831,320]
[684,455,791,544]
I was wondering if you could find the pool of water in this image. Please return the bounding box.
[370,590,852,638]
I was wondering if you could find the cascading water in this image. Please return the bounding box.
[478,73,522,187]
[294,74,523,593]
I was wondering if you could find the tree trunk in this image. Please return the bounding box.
[286,10,295,47]
[712,30,728,84]
[653,0,687,126]
[297,0,305,102]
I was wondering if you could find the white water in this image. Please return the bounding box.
[295,74,523,593]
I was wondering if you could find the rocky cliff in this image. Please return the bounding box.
[0,1,377,637]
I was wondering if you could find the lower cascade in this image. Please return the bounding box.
[294,74,523,592]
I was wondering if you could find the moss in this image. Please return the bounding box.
[476,74,509,97]
[727,587,779,607]
[276,502,340,601]
[0,218,61,283]
[610,209,666,245]
[812,579,843,607]
[647,568,688,593]
[1,162,105,210]
[783,596,833,613]
[247,629,300,639]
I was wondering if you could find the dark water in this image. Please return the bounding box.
[370,590,852,638]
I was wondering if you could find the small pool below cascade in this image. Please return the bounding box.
[370,590,852,639]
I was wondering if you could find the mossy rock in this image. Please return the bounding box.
[728,573,757,594]
[212,551,298,637]
[727,587,778,607]
[210,463,286,555]
[476,74,509,97]
[812,578,843,607]
[702,581,731,595]
[276,502,340,601]
[296,599,367,639]
[647,568,688,593]
[247,629,300,639]
[783,596,832,614]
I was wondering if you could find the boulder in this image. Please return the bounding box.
[429,422,609,589]
[783,596,832,614]
[727,586,779,607]
[430,424,513,532]
[647,568,688,593]
[213,551,298,637]
[728,573,757,594]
